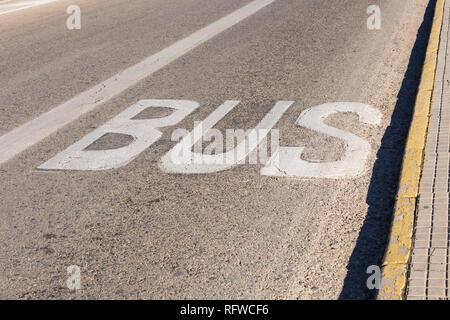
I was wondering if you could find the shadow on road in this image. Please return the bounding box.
[339,0,437,300]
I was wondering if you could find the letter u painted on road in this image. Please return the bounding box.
[159,100,293,174]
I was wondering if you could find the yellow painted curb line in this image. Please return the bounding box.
[378,0,445,300]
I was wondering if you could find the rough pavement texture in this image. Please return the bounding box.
[0,0,430,299]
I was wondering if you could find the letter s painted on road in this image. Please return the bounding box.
[261,102,382,179]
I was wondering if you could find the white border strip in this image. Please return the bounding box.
[0,0,59,16]
[0,0,276,166]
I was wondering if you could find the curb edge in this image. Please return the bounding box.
[378,0,445,300]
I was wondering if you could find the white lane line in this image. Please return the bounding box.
[0,0,276,166]
[0,0,59,15]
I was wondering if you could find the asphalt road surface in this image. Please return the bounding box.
[0,0,431,299]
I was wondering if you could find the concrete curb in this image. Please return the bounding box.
[378,0,446,300]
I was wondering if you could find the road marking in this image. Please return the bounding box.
[160,101,292,174]
[0,0,59,15]
[0,0,276,166]
[37,98,380,177]
[261,102,382,179]
[38,100,199,170]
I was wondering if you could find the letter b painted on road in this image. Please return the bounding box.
[38,100,198,170]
